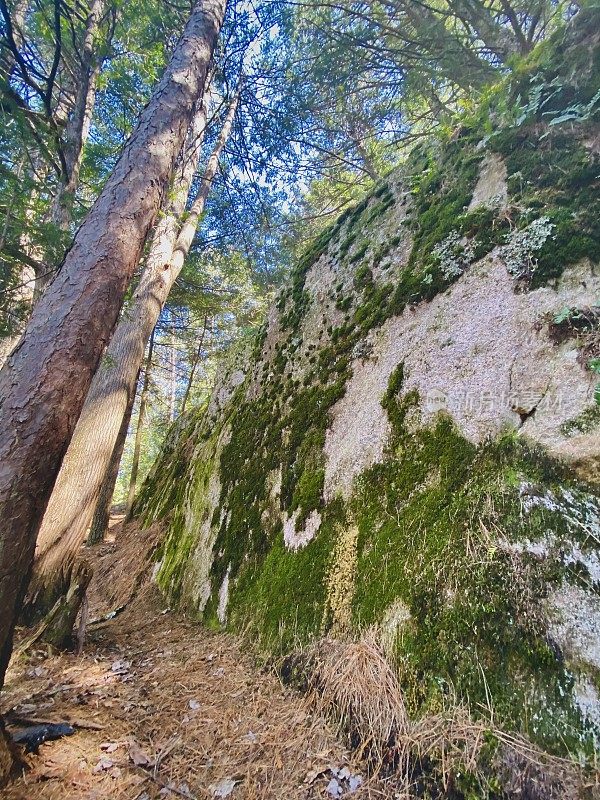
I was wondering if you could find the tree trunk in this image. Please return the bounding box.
[87,376,138,545]
[449,0,524,62]
[48,0,105,232]
[24,93,211,619]
[180,314,208,415]
[0,0,225,693]
[169,326,177,422]
[0,0,29,83]
[25,82,239,620]
[0,720,16,787]
[31,560,93,649]
[37,0,108,297]
[125,329,155,518]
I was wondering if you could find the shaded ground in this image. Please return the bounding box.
[1,522,391,799]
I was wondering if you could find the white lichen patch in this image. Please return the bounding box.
[519,483,600,545]
[573,675,600,732]
[261,467,283,531]
[547,583,600,672]
[324,257,600,499]
[180,426,231,614]
[283,509,322,550]
[468,153,508,211]
[217,564,231,625]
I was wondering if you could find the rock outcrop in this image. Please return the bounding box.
[135,9,600,757]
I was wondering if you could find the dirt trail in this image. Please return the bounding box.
[1,523,388,799]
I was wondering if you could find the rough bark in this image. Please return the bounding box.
[0,0,225,692]
[25,95,210,617]
[168,328,177,422]
[26,83,239,617]
[87,377,137,545]
[0,720,17,787]
[35,561,93,649]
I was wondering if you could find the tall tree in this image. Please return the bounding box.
[0,0,225,738]
[24,81,241,622]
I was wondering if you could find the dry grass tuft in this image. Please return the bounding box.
[302,632,409,772]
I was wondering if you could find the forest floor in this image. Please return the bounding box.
[1,520,393,800]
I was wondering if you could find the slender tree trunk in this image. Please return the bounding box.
[449,0,524,61]
[25,82,239,621]
[49,0,105,228]
[169,327,177,422]
[0,0,225,705]
[37,0,108,296]
[125,329,155,518]
[0,0,28,82]
[87,375,138,545]
[180,314,208,415]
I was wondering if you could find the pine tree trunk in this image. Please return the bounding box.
[47,0,105,235]
[24,95,211,619]
[125,330,155,518]
[169,328,177,422]
[87,377,137,545]
[25,82,239,621]
[0,0,225,693]
[180,315,208,415]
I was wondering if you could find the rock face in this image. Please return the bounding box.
[135,12,600,757]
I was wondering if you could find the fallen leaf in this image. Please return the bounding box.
[100,742,119,753]
[92,757,113,773]
[209,777,238,797]
[128,740,155,767]
[348,774,363,791]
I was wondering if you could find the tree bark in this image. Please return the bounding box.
[180,314,208,415]
[47,0,106,235]
[449,0,525,62]
[0,0,225,692]
[168,326,177,422]
[25,82,239,619]
[87,374,137,545]
[24,93,211,618]
[125,329,155,518]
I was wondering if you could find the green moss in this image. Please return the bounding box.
[135,15,600,759]
[348,379,593,753]
[227,504,341,653]
[561,404,600,436]
[489,129,600,287]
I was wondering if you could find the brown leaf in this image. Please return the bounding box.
[128,740,155,767]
